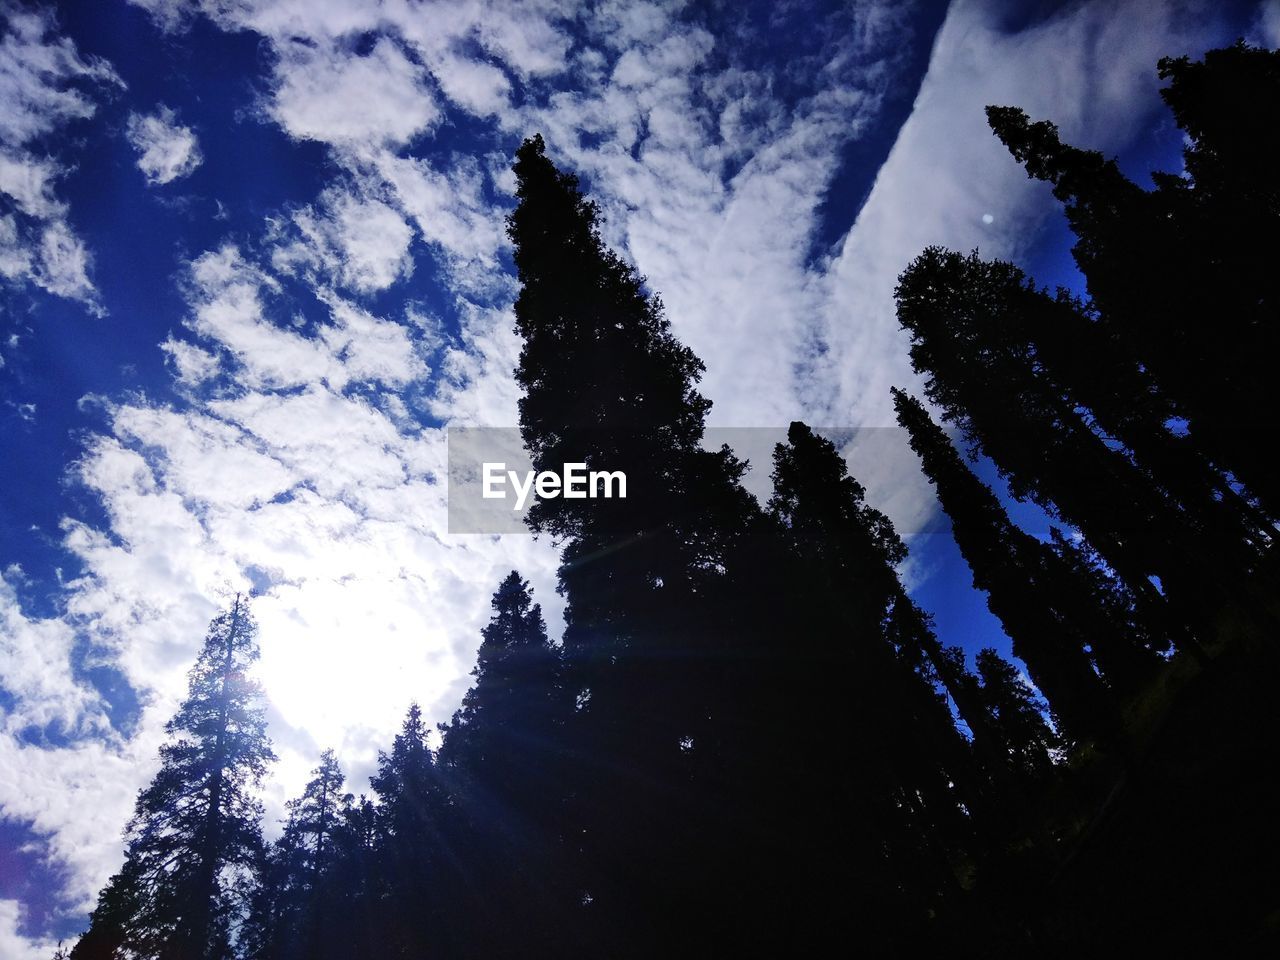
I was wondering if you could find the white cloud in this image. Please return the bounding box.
[1254,0,1280,46]
[160,335,221,386]
[271,184,416,294]
[269,35,438,147]
[0,151,62,218]
[0,899,60,960]
[0,211,32,278]
[34,220,95,301]
[0,729,152,909]
[0,4,117,144]
[2,3,1253,956]
[0,2,120,311]
[429,50,511,116]
[183,245,339,390]
[365,150,508,294]
[126,105,203,185]
[0,569,106,737]
[317,293,426,384]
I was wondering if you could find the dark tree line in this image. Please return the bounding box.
[68,41,1280,959]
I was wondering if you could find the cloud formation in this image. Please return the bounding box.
[126,105,203,185]
[0,898,59,960]
[0,1,120,310]
[0,1,1256,953]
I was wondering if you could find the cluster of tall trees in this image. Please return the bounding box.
[68,41,1278,958]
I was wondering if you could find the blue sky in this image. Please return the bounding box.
[1,0,1275,952]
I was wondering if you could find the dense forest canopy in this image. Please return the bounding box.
[64,40,1280,958]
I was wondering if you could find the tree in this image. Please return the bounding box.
[974,649,1063,788]
[508,136,972,953]
[892,389,1118,748]
[509,134,769,953]
[433,572,576,956]
[365,703,459,958]
[894,246,1229,656]
[985,43,1280,515]
[71,596,275,960]
[439,573,567,782]
[244,751,353,960]
[768,422,990,838]
[1046,528,1163,694]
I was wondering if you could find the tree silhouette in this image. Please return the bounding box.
[892,389,1118,748]
[973,649,1062,788]
[894,246,1229,658]
[244,750,353,960]
[366,702,452,958]
[71,596,275,960]
[985,42,1280,516]
[509,135,972,953]
[509,134,765,953]
[768,421,988,840]
[434,571,576,956]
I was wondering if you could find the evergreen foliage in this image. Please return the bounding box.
[67,41,1280,959]
[71,597,274,960]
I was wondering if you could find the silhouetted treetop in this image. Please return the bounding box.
[72,597,274,960]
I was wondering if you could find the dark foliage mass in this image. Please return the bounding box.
[69,42,1280,958]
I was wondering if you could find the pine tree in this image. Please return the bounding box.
[973,649,1062,788]
[1046,528,1163,694]
[985,42,1280,515]
[892,389,1118,747]
[367,703,453,958]
[440,573,566,779]
[508,136,972,952]
[281,750,350,882]
[71,596,275,960]
[434,572,575,956]
[768,422,991,835]
[245,751,353,960]
[509,135,769,953]
[894,246,1228,654]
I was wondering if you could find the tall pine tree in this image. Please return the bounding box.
[509,134,767,953]
[244,750,353,960]
[509,135,974,953]
[892,390,1119,748]
[72,596,275,960]
[894,246,1229,656]
[434,572,576,957]
[768,422,990,840]
[366,703,451,958]
[985,42,1280,515]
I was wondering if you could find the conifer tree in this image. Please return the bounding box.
[894,246,1230,654]
[1046,529,1163,694]
[440,572,566,780]
[768,422,991,832]
[508,136,970,952]
[244,751,352,960]
[71,597,275,960]
[367,703,449,958]
[509,135,768,952]
[973,649,1062,788]
[985,42,1280,514]
[434,572,575,956]
[892,389,1117,747]
[896,244,1264,650]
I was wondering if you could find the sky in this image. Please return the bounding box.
[1,0,1276,952]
